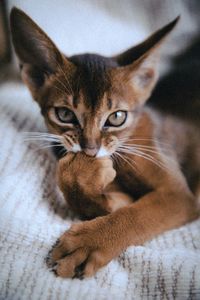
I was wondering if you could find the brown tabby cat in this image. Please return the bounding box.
[10,8,200,279]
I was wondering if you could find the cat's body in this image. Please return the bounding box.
[10,8,199,279]
[56,105,200,219]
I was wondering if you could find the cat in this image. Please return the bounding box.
[10,7,200,279]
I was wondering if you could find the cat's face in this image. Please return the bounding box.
[41,53,145,157]
[10,8,178,157]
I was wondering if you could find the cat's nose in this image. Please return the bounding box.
[83,147,98,157]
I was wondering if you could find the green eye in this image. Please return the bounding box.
[55,107,77,124]
[105,111,127,127]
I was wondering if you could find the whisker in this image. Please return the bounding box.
[60,148,68,157]
[110,154,116,166]
[22,132,61,138]
[113,151,138,173]
[119,148,162,164]
[39,144,66,150]
[53,76,71,94]
[27,140,65,148]
[48,54,73,94]
[26,140,68,154]
[55,63,73,94]
[119,137,172,148]
[121,143,172,152]
[118,144,176,166]
[22,131,68,151]
[26,138,61,141]
[118,148,169,171]
[118,145,174,159]
[111,153,124,173]
[53,84,68,94]
[30,146,67,157]
[22,132,62,142]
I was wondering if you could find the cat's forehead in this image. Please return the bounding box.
[68,54,118,109]
[69,53,118,69]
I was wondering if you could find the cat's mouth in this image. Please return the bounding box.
[68,144,111,158]
[61,135,118,158]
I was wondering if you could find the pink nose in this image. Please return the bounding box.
[83,147,98,157]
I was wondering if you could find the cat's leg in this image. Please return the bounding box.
[48,169,199,278]
[104,182,133,212]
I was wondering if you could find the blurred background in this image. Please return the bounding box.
[0,0,200,83]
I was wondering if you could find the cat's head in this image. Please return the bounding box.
[10,8,179,157]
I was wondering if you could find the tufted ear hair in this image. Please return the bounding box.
[10,7,72,93]
[113,17,179,104]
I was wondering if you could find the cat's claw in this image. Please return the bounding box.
[73,262,86,279]
[45,239,60,268]
[46,217,121,278]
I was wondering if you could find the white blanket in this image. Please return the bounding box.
[0,82,200,300]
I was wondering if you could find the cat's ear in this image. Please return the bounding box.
[113,17,179,104]
[10,7,71,93]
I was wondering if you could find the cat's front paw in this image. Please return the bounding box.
[58,153,116,195]
[46,217,121,278]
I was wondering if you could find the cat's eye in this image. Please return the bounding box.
[105,111,127,127]
[55,107,77,124]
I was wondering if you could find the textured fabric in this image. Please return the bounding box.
[0,82,200,300]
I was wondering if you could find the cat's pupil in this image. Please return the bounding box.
[114,112,121,119]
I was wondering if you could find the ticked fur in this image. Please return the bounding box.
[10,8,200,279]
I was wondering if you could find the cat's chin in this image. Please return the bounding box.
[96,146,110,158]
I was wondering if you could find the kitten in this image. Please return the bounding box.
[10,8,199,279]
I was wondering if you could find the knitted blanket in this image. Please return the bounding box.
[0,81,200,300]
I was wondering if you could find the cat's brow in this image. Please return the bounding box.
[53,96,74,108]
[107,98,112,110]
[73,96,80,108]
